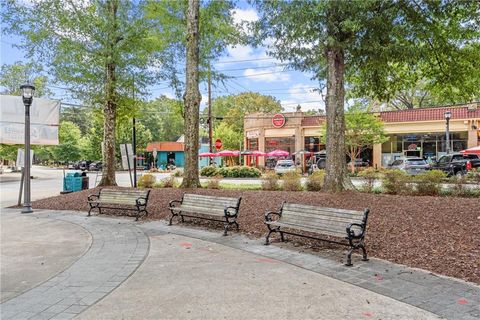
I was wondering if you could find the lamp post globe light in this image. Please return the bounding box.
[20,83,35,214]
[444,111,452,155]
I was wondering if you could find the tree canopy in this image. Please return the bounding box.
[0,61,51,97]
[255,0,480,192]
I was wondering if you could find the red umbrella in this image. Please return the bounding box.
[252,150,266,157]
[460,146,480,155]
[266,149,289,157]
[216,150,240,157]
[199,152,216,157]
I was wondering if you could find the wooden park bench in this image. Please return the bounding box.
[264,202,370,266]
[87,188,150,221]
[168,193,242,236]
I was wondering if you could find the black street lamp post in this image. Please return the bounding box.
[20,84,35,214]
[444,111,452,155]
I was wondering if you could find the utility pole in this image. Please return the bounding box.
[132,76,137,187]
[208,64,213,163]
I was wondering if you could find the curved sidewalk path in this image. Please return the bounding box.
[0,210,149,320]
[1,209,479,319]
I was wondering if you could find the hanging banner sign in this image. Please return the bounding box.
[0,95,60,145]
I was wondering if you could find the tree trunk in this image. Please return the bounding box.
[181,0,201,188]
[99,0,118,186]
[324,47,354,192]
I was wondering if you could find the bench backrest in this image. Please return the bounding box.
[181,193,240,210]
[280,202,368,238]
[99,188,150,205]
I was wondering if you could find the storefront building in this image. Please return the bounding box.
[244,103,480,168]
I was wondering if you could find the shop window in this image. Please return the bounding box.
[265,137,295,154]
[247,138,258,151]
[304,136,321,152]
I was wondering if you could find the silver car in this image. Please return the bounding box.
[274,160,296,175]
[388,157,430,175]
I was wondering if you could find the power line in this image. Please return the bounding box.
[232,70,296,78]
[216,63,288,72]
[215,57,276,64]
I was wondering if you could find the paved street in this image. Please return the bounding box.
[1,209,478,320]
[0,166,171,208]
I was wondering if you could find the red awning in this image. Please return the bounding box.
[460,146,480,155]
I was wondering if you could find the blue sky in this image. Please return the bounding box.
[0,4,324,113]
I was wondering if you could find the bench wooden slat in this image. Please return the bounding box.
[88,188,150,221]
[268,221,347,238]
[171,205,225,216]
[183,194,238,207]
[283,203,365,218]
[280,215,355,233]
[281,210,364,225]
[169,193,242,235]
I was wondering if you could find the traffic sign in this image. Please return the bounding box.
[215,139,222,150]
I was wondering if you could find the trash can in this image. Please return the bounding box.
[81,175,89,190]
[64,172,83,192]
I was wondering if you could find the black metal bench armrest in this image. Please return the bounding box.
[88,194,100,202]
[169,200,182,208]
[264,211,281,222]
[224,206,239,217]
[346,223,365,239]
[136,197,148,206]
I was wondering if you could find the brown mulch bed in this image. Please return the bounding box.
[32,187,480,284]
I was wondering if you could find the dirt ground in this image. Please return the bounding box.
[32,187,480,284]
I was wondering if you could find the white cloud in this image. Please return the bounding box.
[243,68,290,82]
[232,8,259,24]
[280,84,325,112]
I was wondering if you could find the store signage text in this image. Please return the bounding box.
[272,114,286,128]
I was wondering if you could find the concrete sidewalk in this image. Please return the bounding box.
[1,209,478,320]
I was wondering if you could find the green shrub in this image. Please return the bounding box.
[262,172,280,191]
[358,168,380,193]
[282,172,302,191]
[466,168,480,184]
[138,174,156,188]
[207,175,222,189]
[414,170,446,196]
[306,170,325,191]
[450,175,480,197]
[217,166,262,178]
[200,166,218,177]
[381,170,412,195]
[173,169,183,177]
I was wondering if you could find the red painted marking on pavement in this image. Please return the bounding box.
[458,298,468,305]
[179,242,192,248]
[255,257,279,263]
[375,275,383,281]
[362,312,373,317]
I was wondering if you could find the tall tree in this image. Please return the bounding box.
[209,92,282,133]
[139,96,184,142]
[0,62,52,97]
[181,0,201,188]
[320,104,388,173]
[255,0,480,192]
[2,0,160,186]
[53,121,82,162]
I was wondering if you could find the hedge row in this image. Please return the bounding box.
[200,166,262,178]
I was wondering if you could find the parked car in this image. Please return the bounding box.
[348,158,370,168]
[274,160,297,175]
[78,160,92,171]
[429,153,480,176]
[388,157,430,175]
[67,161,76,169]
[89,161,102,171]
